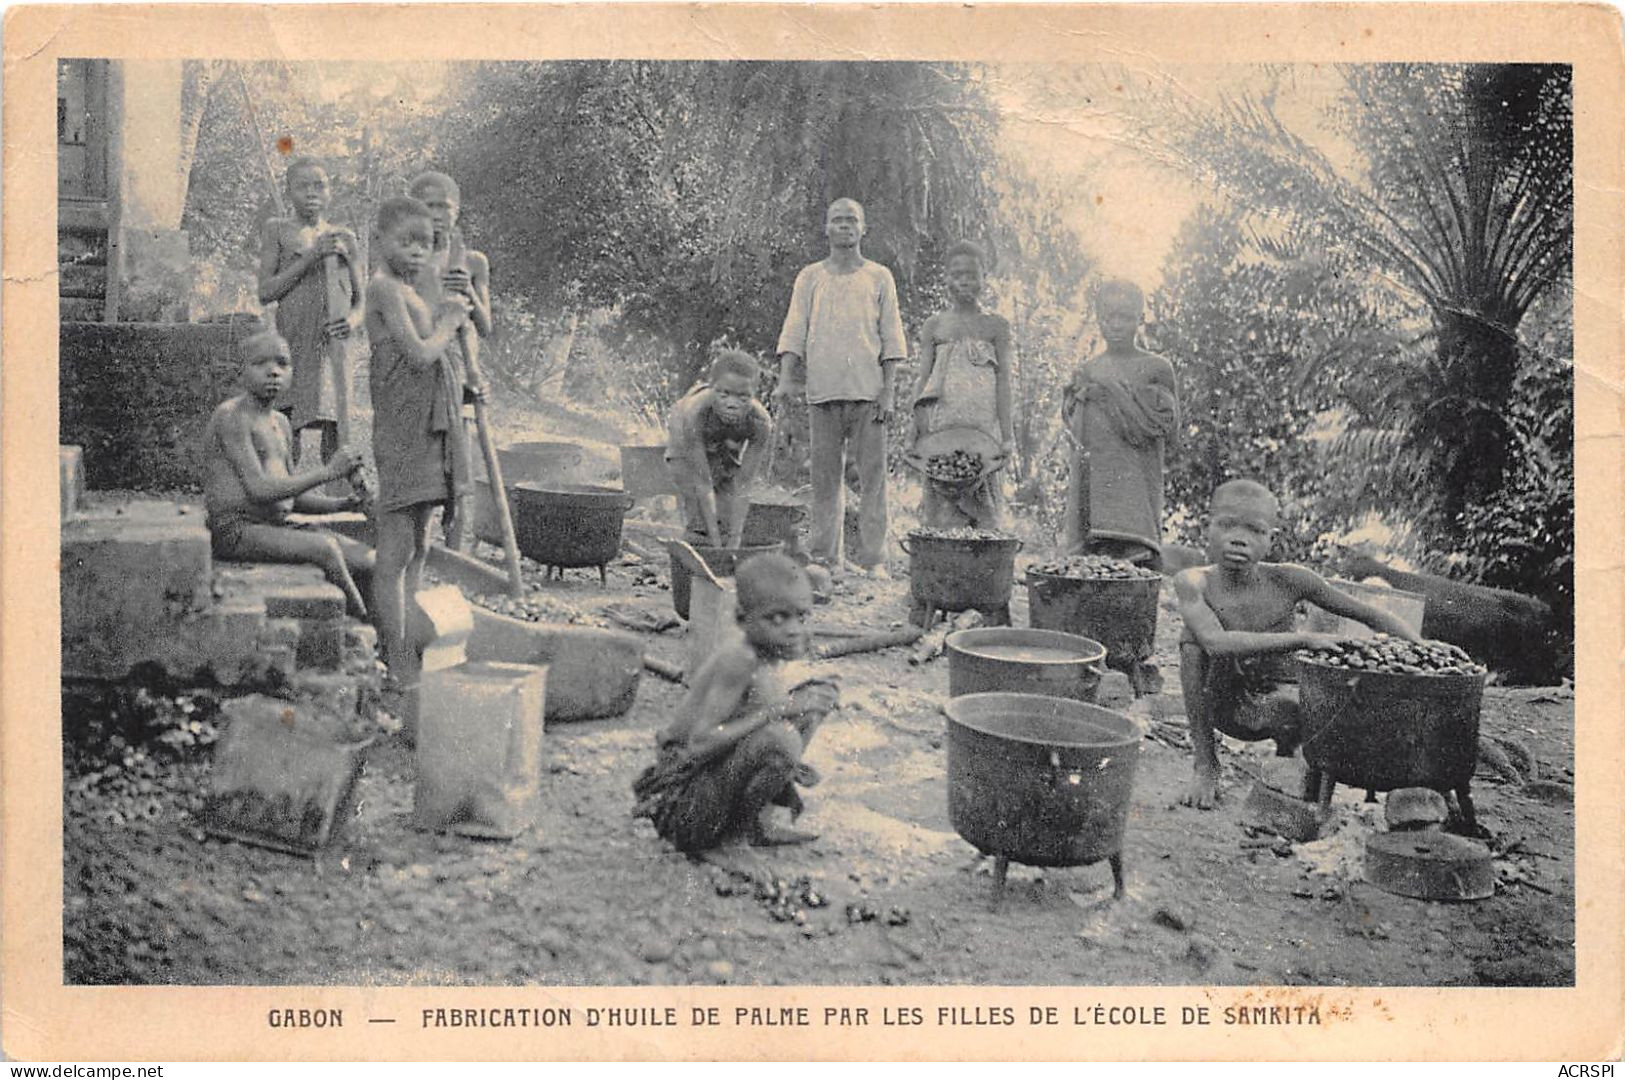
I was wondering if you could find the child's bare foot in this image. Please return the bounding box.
[1181,770,1220,809]
[751,808,818,846]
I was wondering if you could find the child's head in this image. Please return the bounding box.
[825,198,865,249]
[944,241,986,303]
[708,350,760,425]
[735,553,814,660]
[284,157,331,218]
[373,196,435,280]
[408,171,461,240]
[239,330,292,402]
[1095,278,1145,347]
[1207,479,1280,569]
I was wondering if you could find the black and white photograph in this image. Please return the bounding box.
[7,2,1620,1063]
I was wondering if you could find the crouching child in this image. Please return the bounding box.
[1174,479,1422,810]
[202,329,374,616]
[633,554,836,852]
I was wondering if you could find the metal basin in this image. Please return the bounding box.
[946,627,1106,704]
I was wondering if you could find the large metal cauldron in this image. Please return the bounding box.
[902,530,1021,625]
[1296,656,1486,828]
[946,628,1106,704]
[946,692,1142,906]
[1025,570,1160,676]
[512,483,634,583]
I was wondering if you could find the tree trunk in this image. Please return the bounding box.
[1428,306,1520,530]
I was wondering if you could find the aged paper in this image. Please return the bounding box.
[4,2,1623,1062]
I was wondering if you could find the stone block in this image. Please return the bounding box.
[295,618,346,672]
[60,446,84,521]
[203,694,365,856]
[426,543,512,599]
[414,662,546,839]
[467,608,643,722]
[410,585,473,675]
[687,574,742,678]
[214,562,345,621]
[61,515,214,678]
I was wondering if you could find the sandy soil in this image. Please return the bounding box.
[62,541,1575,988]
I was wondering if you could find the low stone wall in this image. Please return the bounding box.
[60,318,264,491]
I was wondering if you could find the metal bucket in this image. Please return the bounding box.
[946,627,1107,704]
[1296,656,1485,792]
[668,541,785,621]
[1025,571,1161,674]
[741,497,806,549]
[619,445,679,499]
[511,483,634,572]
[946,692,1141,870]
[902,532,1021,614]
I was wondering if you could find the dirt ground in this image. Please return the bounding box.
[62,535,1576,989]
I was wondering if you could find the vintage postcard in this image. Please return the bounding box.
[3,2,1622,1063]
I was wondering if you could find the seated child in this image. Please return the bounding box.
[1173,479,1423,810]
[665,350,774,549]
[633,554,837,852]
[256,156,364,466]
[202,329,373,616]
[911,241,1014,529]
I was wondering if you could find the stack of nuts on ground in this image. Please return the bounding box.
[925,449,985,484]
[1027,554,1161,580]
[1294,634,1486,676]
[908,526,1017,542]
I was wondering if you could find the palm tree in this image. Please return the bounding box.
[1130,63,1572,536]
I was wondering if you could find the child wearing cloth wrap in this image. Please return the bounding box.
[634,554,838,852]
[1174,480,1423,810]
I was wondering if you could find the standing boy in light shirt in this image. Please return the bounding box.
[774,198,908,578]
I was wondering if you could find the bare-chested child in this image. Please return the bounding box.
[665,350,774,549]
[202,330,373,616]
[257,157,364,466]
[633,554,838,852]
[365,195,477,686]
[407,172,490,544]
[1174,480,1424,809]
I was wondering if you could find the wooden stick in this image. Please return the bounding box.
[643,655,686,683]
[449,231,523,598]
[814,626,924,660]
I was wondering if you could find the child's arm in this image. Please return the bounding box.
[909,317,939,421]
[368,276,468,370]
[293,489,363,515]
[257,219,315,306]
[738,403,774,487]
[667,646,772,761]
[1173,568,1339,657]
[217,407,359,504]
[1292,567,1425,643]
[992,316,1015,457]
[465,250,492,337]
[337,229,365,336]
